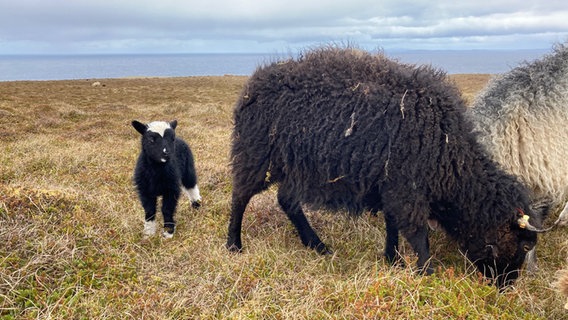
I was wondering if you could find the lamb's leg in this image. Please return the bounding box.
[182,185,202,208]
[277,186,331,254]
[161,191,179,239]
[140,193,158,237]
[181,165,202,208]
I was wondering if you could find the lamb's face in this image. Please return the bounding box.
[464,219,538,288]
[132,120,177,164]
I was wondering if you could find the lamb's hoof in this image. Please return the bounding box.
[143,220,157,237]
[162,225,175,239]
[191,200,202,209]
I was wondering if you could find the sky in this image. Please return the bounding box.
[1,0,567,55]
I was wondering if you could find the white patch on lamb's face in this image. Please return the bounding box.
[147,121,171,137]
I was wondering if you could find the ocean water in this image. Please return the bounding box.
[0,50,548,81]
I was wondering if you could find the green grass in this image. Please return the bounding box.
[0,75,567,319]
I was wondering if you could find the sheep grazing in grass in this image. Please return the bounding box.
[132,120,201,238]
[226,47,546,287]
[468,43,568,271]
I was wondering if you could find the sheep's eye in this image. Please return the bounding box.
[523,245,531,252]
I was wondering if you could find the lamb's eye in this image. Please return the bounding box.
[523,244,531,252]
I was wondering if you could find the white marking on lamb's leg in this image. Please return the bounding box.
[183,185,202,207]
[143,220,157,237]
[163,223,175,239]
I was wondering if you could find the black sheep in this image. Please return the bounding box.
[226,47,542,287]
[132,120,201,238]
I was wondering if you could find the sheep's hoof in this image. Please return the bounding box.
[225,240,243,253]
[312,242,333,255]
[191,200,202,209]
[226,242,243,253]
[384,252,406,268]
[418,265,434,276]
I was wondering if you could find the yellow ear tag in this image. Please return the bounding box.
[518,215,530,229]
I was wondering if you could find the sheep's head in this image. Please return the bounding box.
[132,120,178,164]
[462,207,541,288]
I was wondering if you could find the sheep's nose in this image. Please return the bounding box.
[160,148,170,163]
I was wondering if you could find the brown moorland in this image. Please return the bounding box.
[1,74,567,319]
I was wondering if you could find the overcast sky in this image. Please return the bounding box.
[1,0,567,55]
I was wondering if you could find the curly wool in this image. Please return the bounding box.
[232,47,533,248]
[468,43,568,208]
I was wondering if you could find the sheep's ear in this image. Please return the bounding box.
[132,120,148,135]
[170,120,178,130]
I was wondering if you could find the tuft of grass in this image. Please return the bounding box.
[0,75,566,319]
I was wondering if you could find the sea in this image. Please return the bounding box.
[0,50,549,82]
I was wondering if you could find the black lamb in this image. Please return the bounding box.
[226,47,542,287]
[132,120,201,238]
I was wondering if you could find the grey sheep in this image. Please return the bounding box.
[468,43,568,271]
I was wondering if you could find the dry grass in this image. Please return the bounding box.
[1,74,567,319]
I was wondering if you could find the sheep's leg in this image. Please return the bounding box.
[226,191,253,252]
[383,212,403,266]
[277,187,331,254]
[226,158,272,252]
[226,182,265,252]
[161,191,179,239]
[403,226,433,275]
[140,193,158,237]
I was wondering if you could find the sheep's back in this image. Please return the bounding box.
[233,47,471,211]
[468,43,568,204]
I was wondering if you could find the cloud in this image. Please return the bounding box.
[1,0,567,54]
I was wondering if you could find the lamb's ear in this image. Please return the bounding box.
[170,120,178,130]
[132,120,148,135]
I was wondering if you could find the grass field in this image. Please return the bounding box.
[1,74,567,319]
